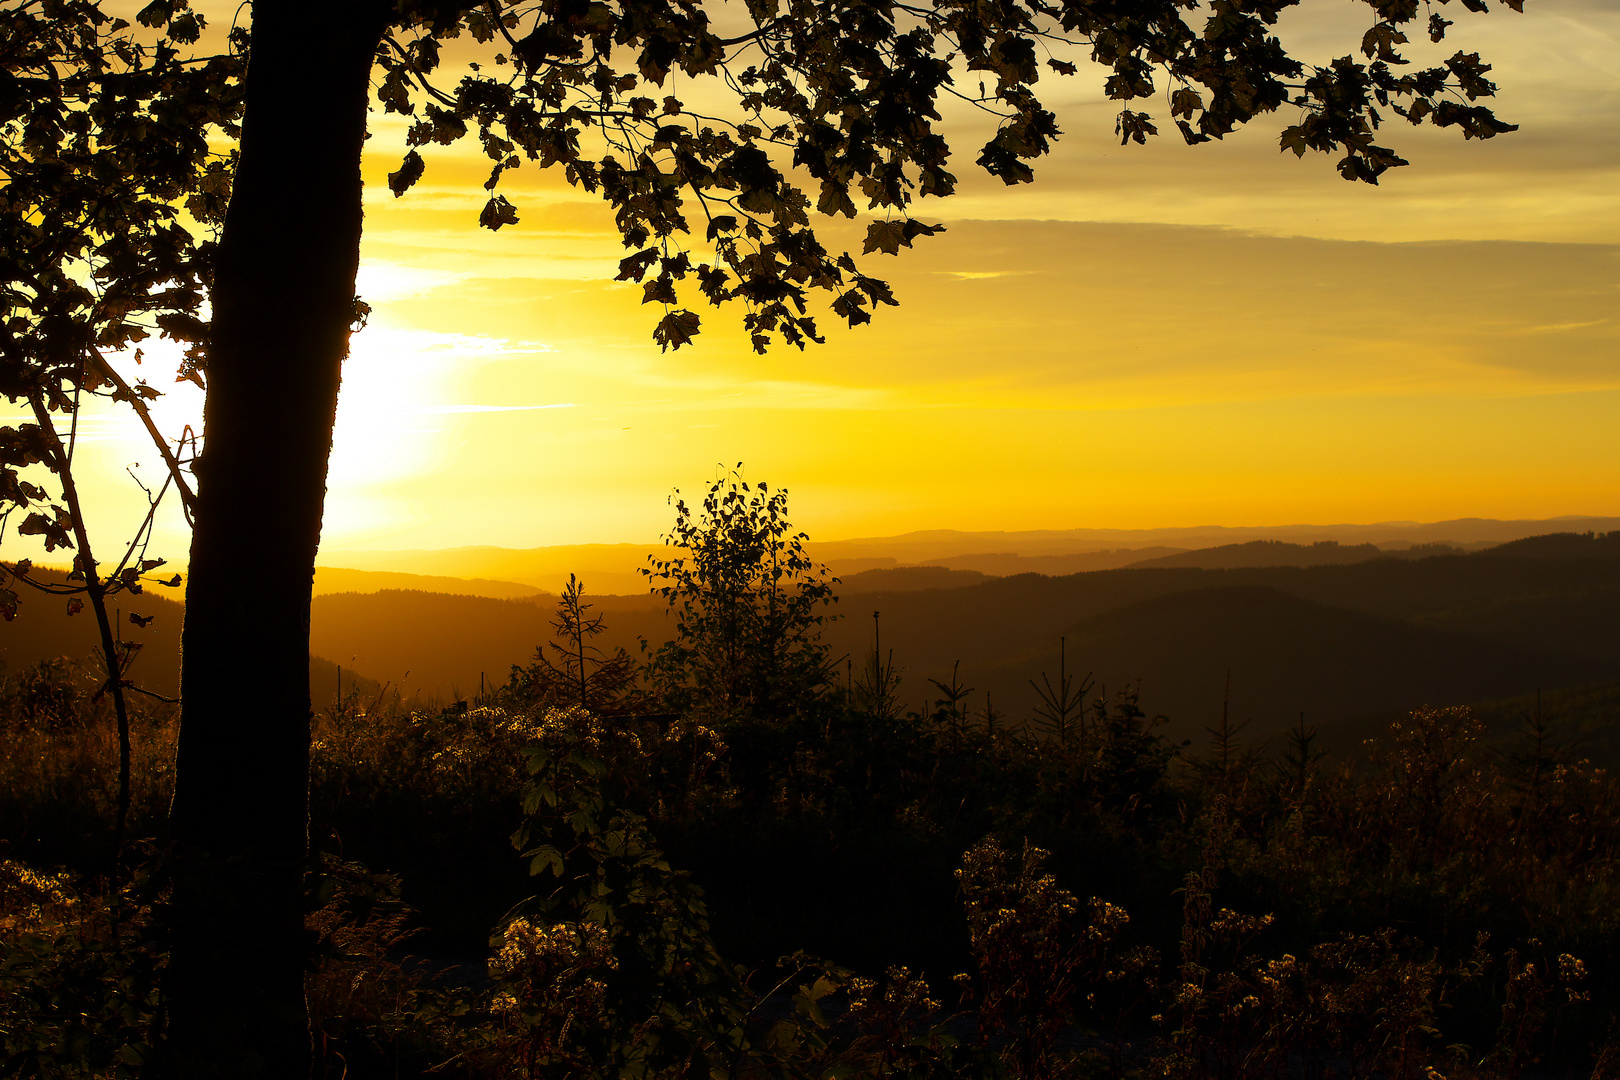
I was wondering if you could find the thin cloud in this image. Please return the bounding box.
[409,403,577,414]
[936,270,1034,280]
[1522,319,1609,334]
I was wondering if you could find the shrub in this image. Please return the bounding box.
[0,861,162,1079]
[643,468,838,722]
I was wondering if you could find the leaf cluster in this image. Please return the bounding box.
[0,0,241,620]
[501,741,882,1079]
[0,858,165,1079]
[371,0,1522,353]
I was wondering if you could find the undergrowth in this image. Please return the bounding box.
[4,474,1619,1076]
[4,652,1620,1077]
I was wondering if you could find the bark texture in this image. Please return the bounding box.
[165,2,388,1076]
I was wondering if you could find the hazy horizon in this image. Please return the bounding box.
[310,515,1620,597]
[317,512,1620,557]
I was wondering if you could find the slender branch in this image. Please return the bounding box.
[718,17,787,48]
[489,0,525,54]
[0,566,82,596]
[65,352,85,469]
[125,683,180,705]
[26,391,135,875]
[89,346,198,523]
[106,461,174,588]
[381,36,460,107]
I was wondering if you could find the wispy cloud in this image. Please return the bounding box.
[409,403,577,414]
[936,270,1032,280]
[1522,319,1609,335]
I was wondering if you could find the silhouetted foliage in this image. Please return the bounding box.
[0,0,235,579]
[1030,637,1092,748]
[852,609,905,722]
[371,0,1526,355]
[0,657,86,733]
[9,669,1620,1078]
[0,0,241,874]
[502,574,643,715]
[928,660,976,740]
[643,468,838,721]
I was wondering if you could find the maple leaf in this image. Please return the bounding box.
[388,150,425,197]
[643,278,678,305]
[617,249,660,282]
[653,309,701,351]
[479,195,520,230]
[863,220,907,256]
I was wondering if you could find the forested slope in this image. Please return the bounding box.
[10,545,1618,726]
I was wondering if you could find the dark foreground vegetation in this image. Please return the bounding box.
[4,490,1620,1079]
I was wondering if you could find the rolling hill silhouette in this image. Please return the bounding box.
[0,574,373,704]
[313,566,546,599]
[1475,531,1620,560]
[10,537,1620,726]
[952,585,1604,746]
[837,566,991,592]
[1124,539,1463,570]
[816,552,1620,726]
[919,549,1190,576]
[318,516,1620,593]
[308,589,566,702]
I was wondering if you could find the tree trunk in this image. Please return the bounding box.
[164,2,387,1076]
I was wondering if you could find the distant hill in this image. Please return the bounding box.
[1476,531,1620,560]
[0,576,186,696]
[1127,540,1478,571]
[304,547,1620,710]
[0,573,372,704]
[956,585,1604,746]
[1408,583,1620,665]
[307,589,668,702]
[313,566,547,600]
[12,535,1620,728]
[317,517,1620,593]
[314,543,664,595]
[818,550,1620,725]
[926,549,1189,576]
[804,517,1620,565]
[1128,540,1388,570]
[838,567,990,593]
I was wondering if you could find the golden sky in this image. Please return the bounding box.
[11,0,1620,560]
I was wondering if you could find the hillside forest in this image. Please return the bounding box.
[5,474,1620,1078]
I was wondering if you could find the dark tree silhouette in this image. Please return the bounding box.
[4,0,1526,1073]
[644,468,838,719]
[0,0,237,888]
[161,6,395,1075]
[506,573,644,713]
